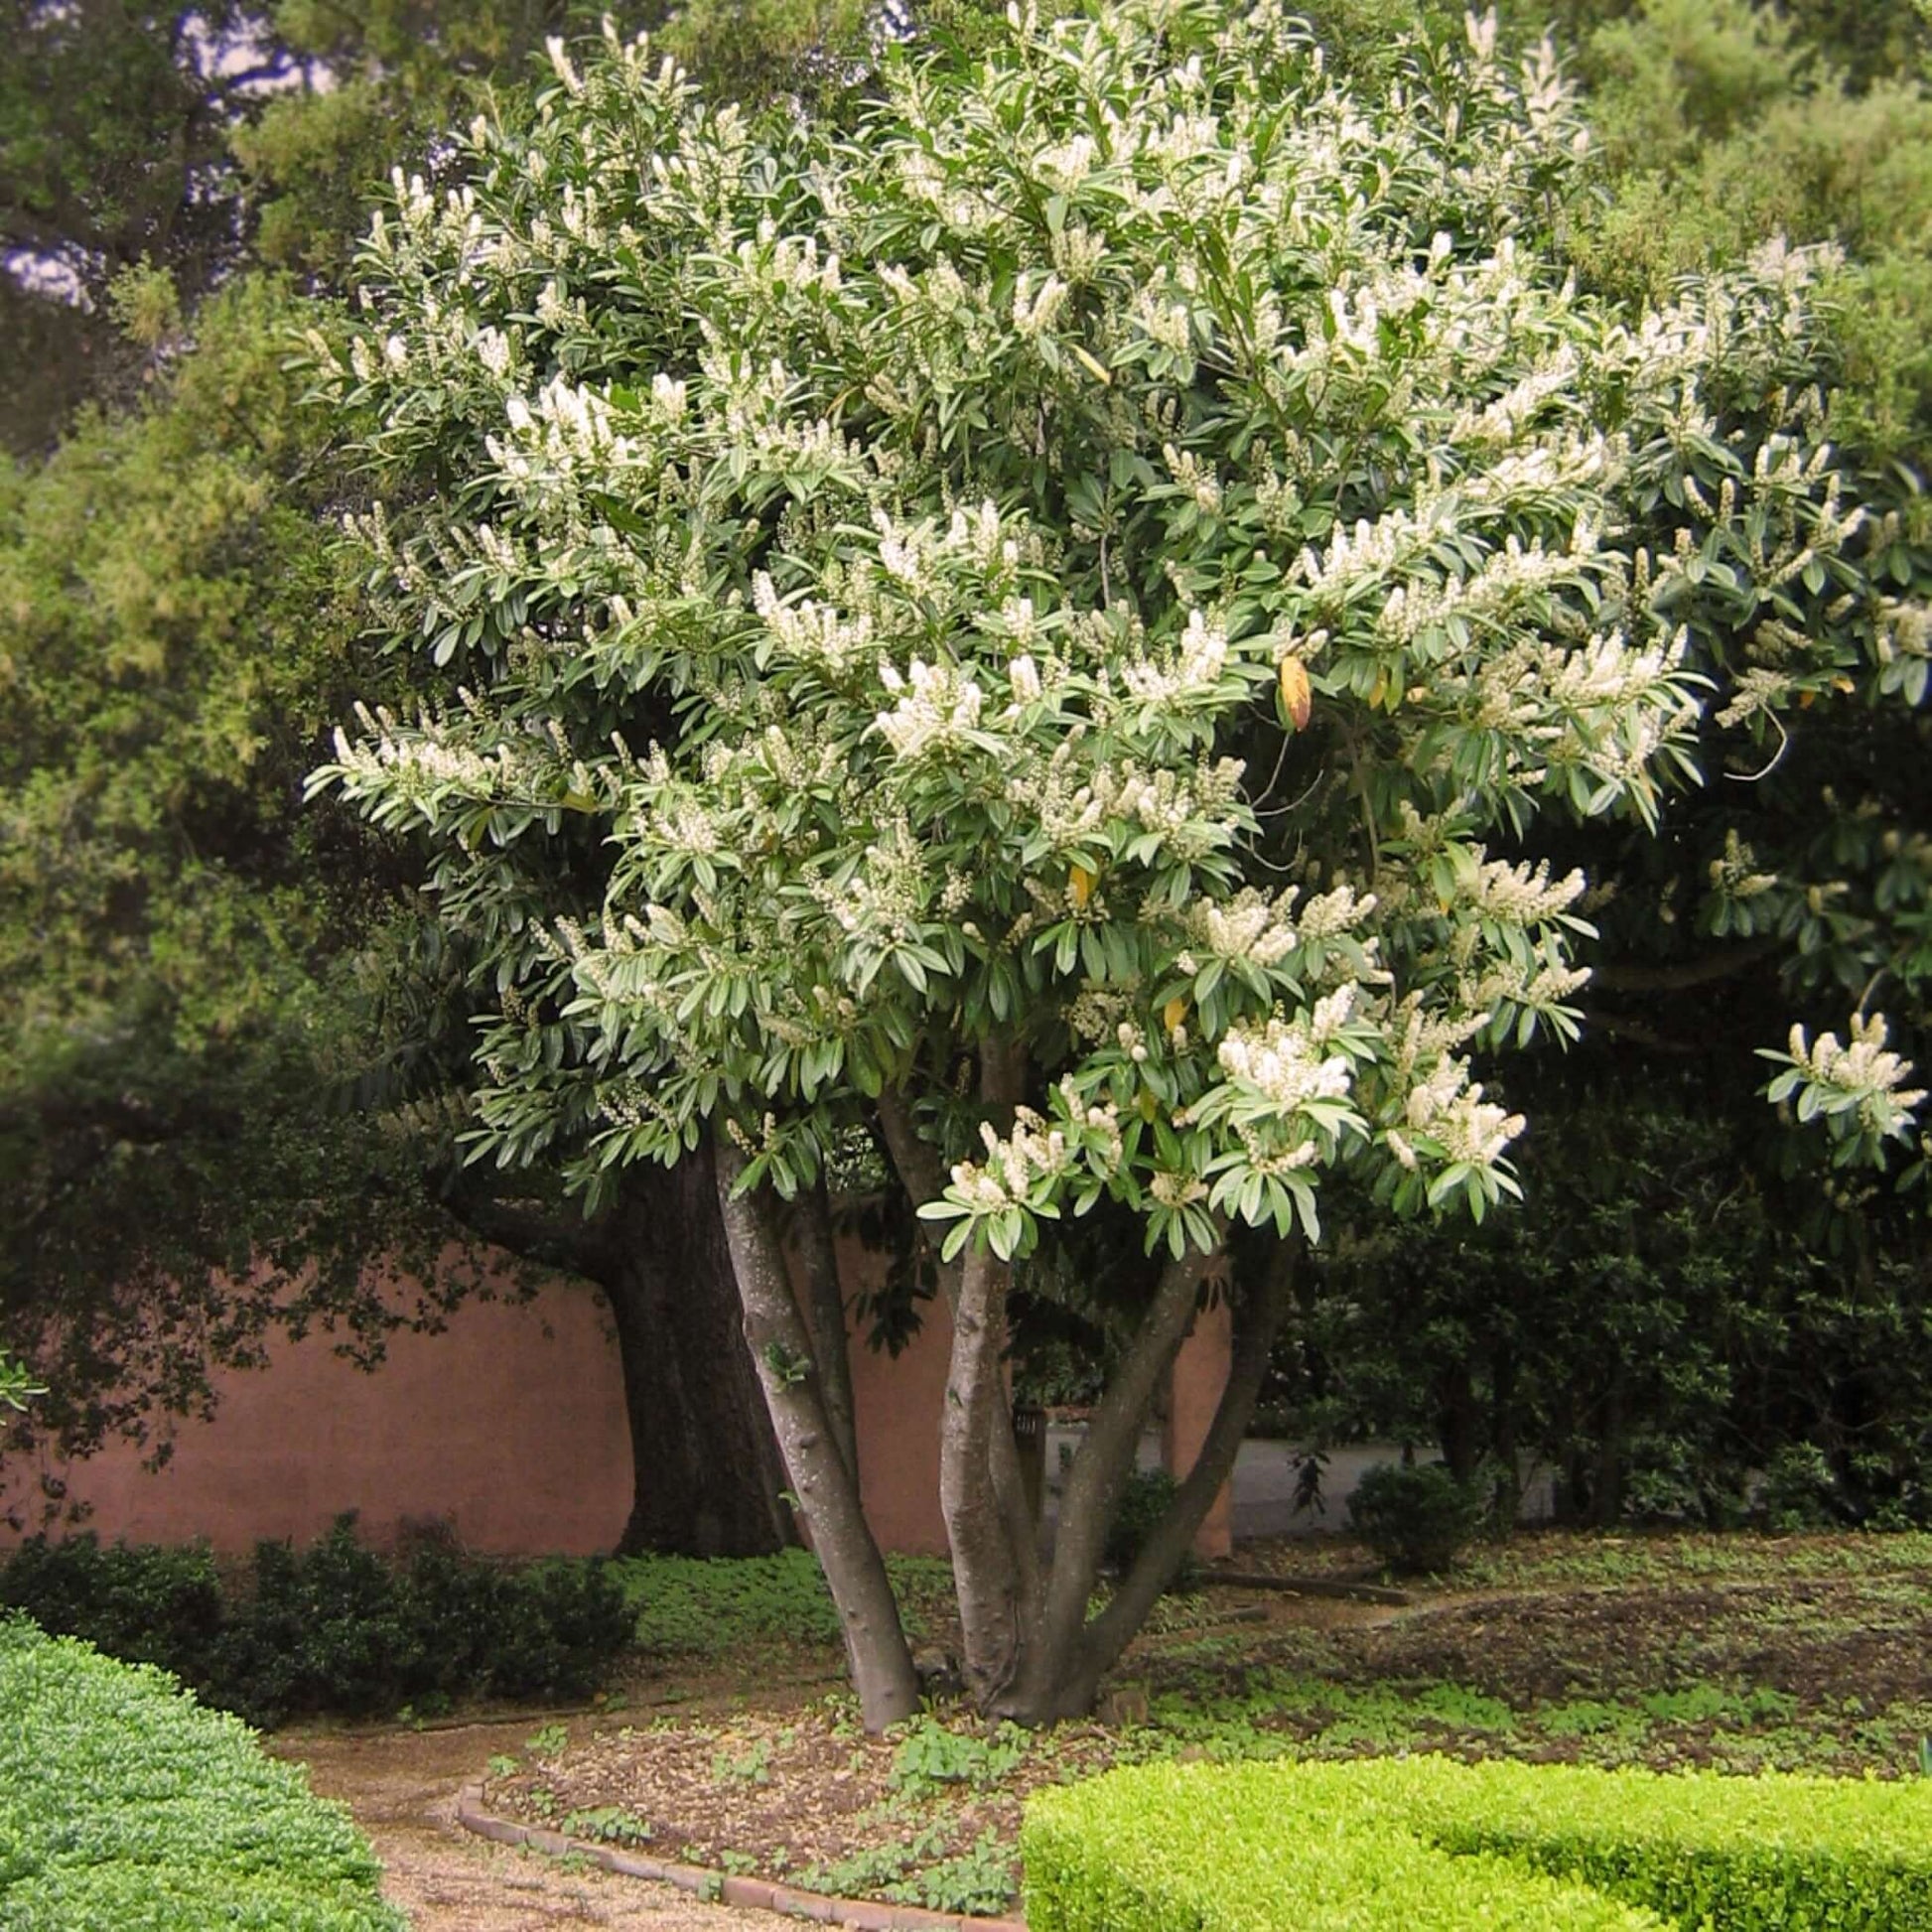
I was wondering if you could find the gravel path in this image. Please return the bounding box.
[271,1716,759,1932]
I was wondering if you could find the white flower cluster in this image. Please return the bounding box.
[817,815,928,943]
[1876,599,1932,666]
[1782,1015,1927,1140]
[754,575,875,677]
[945,1098,1115,1212]
[1717,666,1798,729]
[1186,889,1299,967]
[1217,1017,1354,1113]
[1297,885,1378,940]
[1708,830,1778,900]
[875,658,988,759]
[1121,610,1231,704]
[1402,1058,1525,1170]
[1467,858,1587,925]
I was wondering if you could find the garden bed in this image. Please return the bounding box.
[484,1531,1932,1917]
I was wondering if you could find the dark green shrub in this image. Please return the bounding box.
[0,1532,225,1687]
[1024,1756,1932,1932]
[1346,1460,1485,1575]
[210,1517,427,1725]
[1103,1467,1198,1590]
[401,1532,506,1698]
[0,1514,629,1726]
[0,1616,403,1930]
[482,1559,632,1703]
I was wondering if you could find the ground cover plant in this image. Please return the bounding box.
[0,1514,629,1726]
[615,1549,955,1658]
[1022,1754,1932,1931]
[483,1529,1932,1914]
[0,1617,403,1931]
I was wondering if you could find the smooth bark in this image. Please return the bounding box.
[884,1053,1047,1706]
[794,1178,859,1481]
[714,1131,921,1731]
[940,1236,1031,1703]
[1032,1240,1223,1675]
[995,1243,1294,1722]
[882,1080,1302,1725]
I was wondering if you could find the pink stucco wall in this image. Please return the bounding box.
[0,1272,635,1556]
[0,1242,1228,1562]
[0,1242,963,1560]
[842,1259,953,1557]
[1165,1296,1235,1560]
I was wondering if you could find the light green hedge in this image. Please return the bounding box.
[1022,1756,1932,1932]
[0,1618,404,1931]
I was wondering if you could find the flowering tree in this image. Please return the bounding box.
[317,0,1899,1725]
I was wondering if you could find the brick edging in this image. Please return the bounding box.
[454,1782,1027,1932]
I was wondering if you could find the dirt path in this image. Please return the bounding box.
[270,1717,760,1932]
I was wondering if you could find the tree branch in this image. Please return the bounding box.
[1035,1236,1221,1664]
[715,1129,919,1730]
[1083,1242,1298,1682]
[876,1074,1041,1617]
[877,1084,946,1210]
[1575,1010,1705,1055]
[1590,937,1779,994]
[440,1187,605,1279]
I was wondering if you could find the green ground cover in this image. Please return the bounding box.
[0,1618,402,1931]
[611,1549,956,1659]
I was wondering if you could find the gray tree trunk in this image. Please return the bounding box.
[793,1179,860,1481]
[713,1130,920,1731]
[993,1243,1297,1723]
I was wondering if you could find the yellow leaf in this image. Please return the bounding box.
[1069,864,1096,909]
[1279,657,1311,731]
[1163,996,1188,1033]
[1071,344,1113,386]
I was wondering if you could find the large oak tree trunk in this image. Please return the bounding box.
[443,1157,794,1560]
[600,1155,794,1558]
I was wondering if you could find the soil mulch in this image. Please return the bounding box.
[483,1584,1397,1913]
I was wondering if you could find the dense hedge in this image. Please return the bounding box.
[0,1618,403,1930]
[0,1514,630,1726]
[1023,1757,1932,1932]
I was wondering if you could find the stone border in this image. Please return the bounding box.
[456,1782,1027,1932]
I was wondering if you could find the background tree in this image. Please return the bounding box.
[0,0,941,1550]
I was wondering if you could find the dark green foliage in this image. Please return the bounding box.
[1276,1089,1932,1532]
[1024,1755,1932,1932]
[1346,1461,1487,1575]
[0,1514,630,1726]
[1104,1468,1199,1591]
[0,1617,403,1931]
[613,1547,953,1657]
[0,1532,225,1687]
